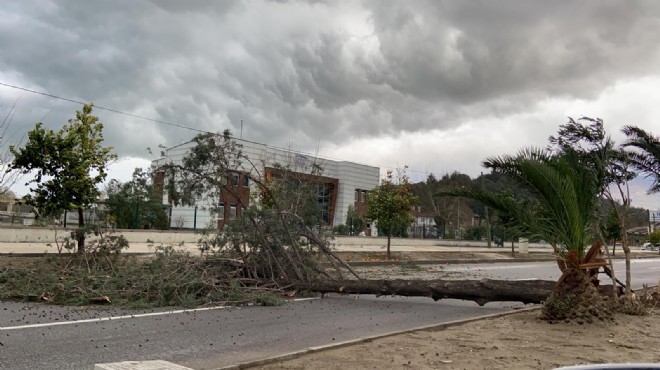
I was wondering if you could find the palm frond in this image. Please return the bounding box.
[622,125,660,193]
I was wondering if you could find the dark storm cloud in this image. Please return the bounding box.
[1,0,660,158]
[367,1,660,104]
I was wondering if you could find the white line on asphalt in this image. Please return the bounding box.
[0,306,229,331]
[290,297,319,302]
[0,298,319,331]
[443,263,551,271]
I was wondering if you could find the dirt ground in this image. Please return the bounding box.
[256,309,660,370]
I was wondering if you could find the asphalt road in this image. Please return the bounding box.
[0,296,524,369]
[1,258,658,369]
[443,257,660,287]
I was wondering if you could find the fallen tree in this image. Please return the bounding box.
[298,278,558,305]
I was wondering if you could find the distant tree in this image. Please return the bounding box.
[601,209,622,256]
[10,104,116,253]
[105,168,168,229]
[410,172,471,238]
[649,231,660,245]
[345,204,365,236]
[367,169,418,259]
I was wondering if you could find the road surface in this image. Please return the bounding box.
[1,258,658,369]
[443,258,660,287]
[0,296,524,369]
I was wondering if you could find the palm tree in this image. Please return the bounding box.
[622,125,660,193]
[442,147,610,320]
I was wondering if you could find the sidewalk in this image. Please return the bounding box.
[3,240,656,260]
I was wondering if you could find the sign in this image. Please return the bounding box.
[650,211,660,222]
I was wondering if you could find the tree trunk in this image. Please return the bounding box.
[299,278,557,306]
[623,245,632,296]
[386,234,391,260]
[77,207,85,254]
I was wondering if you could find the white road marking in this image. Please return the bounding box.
[0,297,319,331]
[443,263,551,271]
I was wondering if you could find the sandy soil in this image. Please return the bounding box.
[256,309,660,370]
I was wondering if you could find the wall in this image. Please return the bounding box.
[0,226,201,243]
[0,226,548,249]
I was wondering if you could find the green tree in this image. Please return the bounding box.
[345,204,365,236]
[366,169,418,259]
[105,168,168,229]
[10,104,116,253]
[649,231,660,244]
[602,209,622,256]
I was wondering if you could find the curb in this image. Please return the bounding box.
[343,254,660,267]
[344,258,553,266]
[212,306,541,370]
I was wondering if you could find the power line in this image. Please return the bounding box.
[0,82,209,133]
[0,81,453,178]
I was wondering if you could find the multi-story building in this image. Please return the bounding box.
[153,136,380,230]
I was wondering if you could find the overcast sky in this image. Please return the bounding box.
[1,0,660,209]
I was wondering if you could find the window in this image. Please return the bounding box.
[242,175,249,187]
[230,173,239,186]
[355,189,360,202]
[229,203,237,219]
[361,190,367,203]
[218,203,225,220]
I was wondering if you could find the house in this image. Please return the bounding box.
[408,205,438,238]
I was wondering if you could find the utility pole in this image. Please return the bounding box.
[240,119,243,139]
[482,172,491,247]
[456,197,460,240]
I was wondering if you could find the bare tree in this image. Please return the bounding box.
[155,131,360,284]
[0,99,24,196]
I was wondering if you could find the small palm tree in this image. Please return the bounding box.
[442,147,610,320]
[622,125,660,193]
[446,147,607,268]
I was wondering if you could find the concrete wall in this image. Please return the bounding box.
[0,226,550,250]
[0,226,202,244]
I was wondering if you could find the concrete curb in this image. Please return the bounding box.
[212,306,541,370]
[344,258,553,266]
[342,254,659,267]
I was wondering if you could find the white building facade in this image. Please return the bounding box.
[154,136,380,230]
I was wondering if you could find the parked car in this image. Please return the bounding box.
[641,242,659,251]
